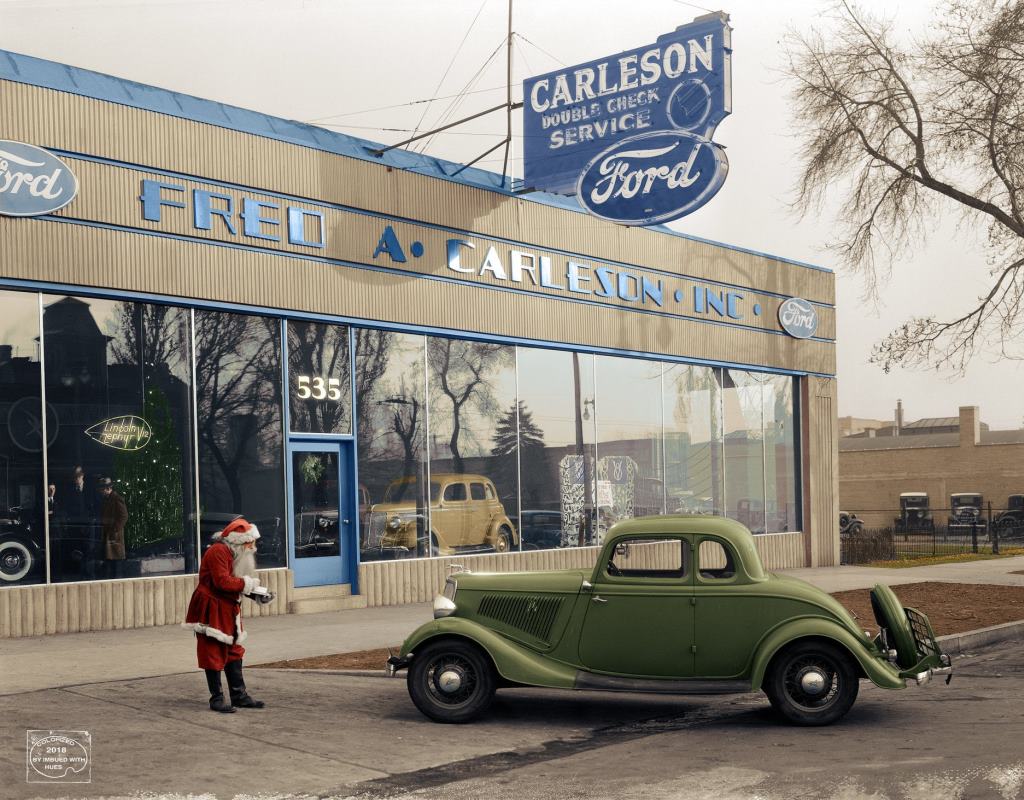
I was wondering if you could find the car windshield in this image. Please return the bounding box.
[954,496,982,508]
[382,479,442,504]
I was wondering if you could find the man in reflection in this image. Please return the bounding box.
[183,518,274,713]
[62,466,95,578]
[97,477,127,579]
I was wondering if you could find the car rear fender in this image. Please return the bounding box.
[400,617,577,689]
[749,618,905,691]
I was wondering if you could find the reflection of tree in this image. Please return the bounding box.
[387,379,422,478]
[491,401,547,505]
[354,329,393,452]
[109,303,188,372]
[194,312,281,511]
[667,364,722,514]
[288,321,350,433]
[427,338,511,473]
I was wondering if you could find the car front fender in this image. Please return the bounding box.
[749,618,905,691]
[399,617,577,689]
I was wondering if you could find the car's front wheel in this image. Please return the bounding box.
[0,538,34,582]
[407,639,496,723]
[764,641,859,726]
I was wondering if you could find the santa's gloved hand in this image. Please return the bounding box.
[241,575,261,594]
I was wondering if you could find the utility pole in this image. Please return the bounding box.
[501,0,513,186]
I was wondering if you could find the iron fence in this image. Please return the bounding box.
[839,504,1024,565]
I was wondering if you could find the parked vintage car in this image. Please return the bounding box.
[894,492,934,533]
[839,511,864,535]
[948,493,986,532]
[387,516,952,726]
[994,495,1024,536]
[364,473,518,558]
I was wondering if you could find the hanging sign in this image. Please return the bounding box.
[522,12,732,226]
[777,297,819,339]
[85,416,153,451]
[0,140,79,217]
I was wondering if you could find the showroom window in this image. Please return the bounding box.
[0,291,47,586]
[287,320,351,435]
[44,295,197,582]
[194,309,286,569]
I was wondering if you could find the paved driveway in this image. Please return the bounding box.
[4,638,1023,800]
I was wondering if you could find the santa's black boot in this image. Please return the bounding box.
[205,669,236,713]
[225,660,265,709]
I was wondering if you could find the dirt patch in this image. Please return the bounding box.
[831,582,1024,636]
[254,582,1024,672]
[256,648,395,671]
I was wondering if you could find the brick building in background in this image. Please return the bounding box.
[840,405,1024,527]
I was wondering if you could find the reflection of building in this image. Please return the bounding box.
[840,405,1024,527]
[1,49,838,638]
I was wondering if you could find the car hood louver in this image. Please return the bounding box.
[477,593,564,644]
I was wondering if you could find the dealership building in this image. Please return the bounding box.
[0,49,838,638]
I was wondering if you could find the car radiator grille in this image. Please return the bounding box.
[364,512,388,549]
[477,594,563,644]
[905,607,940,659]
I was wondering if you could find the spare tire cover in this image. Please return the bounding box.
[870,583,917,669]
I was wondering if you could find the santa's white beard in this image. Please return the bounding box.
[230,545,258,579]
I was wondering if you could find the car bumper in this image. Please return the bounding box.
[386,654,411,676]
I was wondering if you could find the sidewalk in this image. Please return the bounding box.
[4,555,1024,696]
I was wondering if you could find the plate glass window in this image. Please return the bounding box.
[287,321,351,435]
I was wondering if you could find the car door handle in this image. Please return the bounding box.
[591,595,607,603]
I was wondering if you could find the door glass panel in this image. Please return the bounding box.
[288,321,351,435]
[292,450,340,559]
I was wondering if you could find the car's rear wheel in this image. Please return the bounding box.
[494,527,512,553]
[0,539,34,582]
[764,641,859,726]
[407,639,496,723]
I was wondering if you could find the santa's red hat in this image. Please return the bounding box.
[214,517,261,545]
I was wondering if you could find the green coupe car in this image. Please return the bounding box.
[387,516,952,725]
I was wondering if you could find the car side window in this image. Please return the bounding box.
[484,483,495,499]
[470,482,486,501]
[698,539,736,580]
[606,537,688,579]
[443,483,467,502]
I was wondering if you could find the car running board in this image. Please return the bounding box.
[574,672,753,695]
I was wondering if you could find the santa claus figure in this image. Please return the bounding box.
[182,518,274,713]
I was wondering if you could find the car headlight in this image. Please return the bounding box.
[388,513,417,530]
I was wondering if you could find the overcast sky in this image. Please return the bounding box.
[2,0,1022,429]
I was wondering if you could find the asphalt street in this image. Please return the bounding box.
[3,638,1023,800]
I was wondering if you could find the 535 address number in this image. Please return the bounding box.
[295,376,343,401]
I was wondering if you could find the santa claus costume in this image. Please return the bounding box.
[183,518,273,712]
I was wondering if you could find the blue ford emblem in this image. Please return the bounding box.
[0,140,79,217]
[778,298,819,339]
[576,130,728,226]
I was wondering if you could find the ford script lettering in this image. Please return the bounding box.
[576,130,728,226]
[778,297,819,339]
[0,140,79,217]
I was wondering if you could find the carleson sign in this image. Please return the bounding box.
[522,12,732,226]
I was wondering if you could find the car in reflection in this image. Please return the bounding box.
[364,473,517,558]
[387,515,953,725]
[0,506,44,583]
[995,494,1024,537]
[513,510,564,550]
[894,492,934,533]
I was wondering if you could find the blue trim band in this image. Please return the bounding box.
[55,150,836,309]
[0,47,833,275]
[0,275,836,378]
[28,214,837,344]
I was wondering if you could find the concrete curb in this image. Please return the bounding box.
[937,619,1024,655]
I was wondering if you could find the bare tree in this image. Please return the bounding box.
[786,0,1024,371]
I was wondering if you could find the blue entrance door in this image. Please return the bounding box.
[289,441,353,587]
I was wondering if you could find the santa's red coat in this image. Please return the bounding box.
[183,541,252,669]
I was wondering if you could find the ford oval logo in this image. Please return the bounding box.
[576,130,728,226]
[778,297,819,339]
[0,140,79,217]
